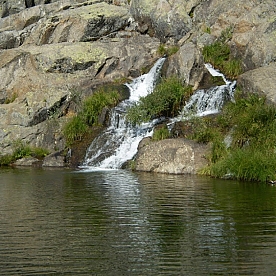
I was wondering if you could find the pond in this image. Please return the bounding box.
[0,168,276,275]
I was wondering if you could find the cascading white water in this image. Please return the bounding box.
[82,57,166,170]
[174,63,236,121]
[82,61,235,171]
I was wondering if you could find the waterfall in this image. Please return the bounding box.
[174,63,236,121]
[81,57,166,170]
[82,60,235,171]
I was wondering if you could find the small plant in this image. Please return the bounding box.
[63,88,120,145]
[32,147,50,159]
[0,154,14,166]
[202,41,230,68]
[219,26,234,44]
[202,26,242,79]
[157,44,166,56]
[152,126,170,141]
[126,77,192,125]
[223,59,243,79]
[210,147,276,182]
[196,93,276,182]
[63,115,88,145]
[0,140,50,166]
[203,26,211,34]
[12,140,32,160]
[82,89,119,126]
[4,93,18,104]
[157,44,180,56]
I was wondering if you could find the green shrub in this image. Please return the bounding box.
[82,89,119,126]
[188,116,227,163]
[202,27,242,79]
[203,41,230,68]
[63,115,88,145]
[0,154,14,166]
[219,95,276,148]
[63,88,120,145]
[152,126,170,141]
[12,140,32,160]
[210,148,276,182]
[32,147,50,159]
[126,77,192,125]
[223,59,243,79]
[157,44,180,56]
[0,140,50,166]
[199,94,276,182]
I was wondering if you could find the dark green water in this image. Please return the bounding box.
[0,168,276,275]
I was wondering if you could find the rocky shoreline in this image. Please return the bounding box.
[0,0,275,173]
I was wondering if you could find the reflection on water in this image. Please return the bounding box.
[0,168,276,275]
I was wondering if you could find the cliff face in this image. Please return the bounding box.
[0,0,275,170]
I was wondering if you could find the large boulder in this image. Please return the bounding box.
[238,62,276,104]
[165,42,205,88]
[130,0,201,42]
[135,138,210,174]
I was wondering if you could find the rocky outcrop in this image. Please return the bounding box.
[0,0,275,172]
[130,0,200,42]
[42,151,65,167]
[135,138,210,174]
[238,62,276,104]
[131,0,276,70]
[0,1,160,156]
[165,42,205,89]
[193,0,276,71]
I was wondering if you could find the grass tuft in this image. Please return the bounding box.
[63,88,120,145]
[195,94,276,182]
[126,77,192,125]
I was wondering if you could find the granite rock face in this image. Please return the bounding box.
[238,63,276,104]
[0,0,275,172]
[0,1,159,155]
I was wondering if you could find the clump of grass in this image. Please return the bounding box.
[0,154,14,166]
[210,148,276,182]
[4,93,18,104]
[126,77,192,125]
[188,116,227,163]
[0,140,50,166]
[12,140,32,160]
[202,26,242,79]
[195,93,276,182]
[63,115,89,145]
[63,88,120,145]
[82,89,119,126]
[157,44,180,56]
[152,126,170,141]
[11,140,49,160]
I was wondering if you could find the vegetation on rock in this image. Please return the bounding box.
[157,44,180,56]
[126,77,193,125]
[63,88,120,145]
[152,126,171,141]
[190,92,276,182]
[202,27,243,79]
[0,140,49,166]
